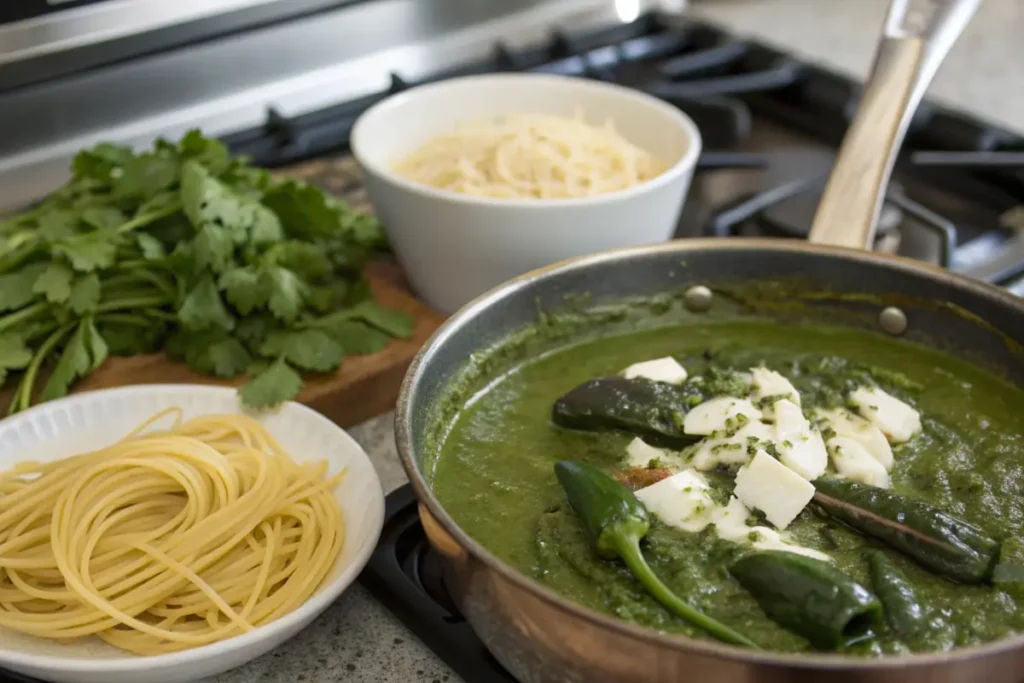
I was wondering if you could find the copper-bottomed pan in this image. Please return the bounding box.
[395,1,1024,681]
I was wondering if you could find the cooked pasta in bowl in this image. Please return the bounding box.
[0,385,385,683]
[351,73,701,314]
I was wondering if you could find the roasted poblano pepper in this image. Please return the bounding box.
[553,460,758,648]
[865,549,926,639]
[813,478,1001,583]
[552,377,704,446]
[729,551,882,650]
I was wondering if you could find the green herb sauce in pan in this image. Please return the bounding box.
[430,320,1024,654]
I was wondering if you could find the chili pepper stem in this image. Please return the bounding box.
[612,534,760,649]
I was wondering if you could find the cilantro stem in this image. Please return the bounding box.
[116,206,179,234]
[0,302,48,334]
[97,313,153,326]
[103,269,175,298]
[11,323,73,414]
[95,295,172,313]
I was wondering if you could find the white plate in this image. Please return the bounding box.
[0,385,385,683]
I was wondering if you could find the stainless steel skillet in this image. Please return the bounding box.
[396,1,1024,681]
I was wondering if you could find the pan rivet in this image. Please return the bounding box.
[684,286,713,312]
[879,307,908,336]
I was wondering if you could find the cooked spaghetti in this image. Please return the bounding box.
[0,409,345,655]
[392,111,669,199]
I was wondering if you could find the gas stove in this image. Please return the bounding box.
[219,10,1024,293]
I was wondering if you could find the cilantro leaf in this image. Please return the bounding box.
[234,316,273,351]
[178,274,235,331]
[168,330,251,378]
[262,241,332,279]
[37,210,79,241]
[54,231,119,272]
[0,264,47,312]
[238,357,303,409]
[193,223,234,273]
[136,233,166,260]
[261,179,342,240]
[0,333,32,369]
[100,320,167,356]
[340,212,388,250]
[318,320,390,355]
[72,143,133,185]
[68,273,102,315]
[178,130,231,176]
[344,301,414,338]
[114,151,179,201]
[219,267,268,314]
[180,161,282,245]
[263,266,308,322]
[33,263,74,304]
[39,319,107,401]
[259,328,344,373]
[81,206,126,231]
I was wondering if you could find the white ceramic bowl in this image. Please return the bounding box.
[0,385,385,683]
[351,73,702,314]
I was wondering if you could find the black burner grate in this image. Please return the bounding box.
[358,485,517,683]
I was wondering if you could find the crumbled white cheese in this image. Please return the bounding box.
[733,449,815,530]
[622,357,688,384]
[817,407,893,469]
[772,399,828,481]
[849,386,922,443]
[750,367,800,418]
[635,469,716,533]
[683,397,762,436]
[691,419,773,471]
[828,436,890,488]
[748,527,833,561]
[625,437,668,469]
[713,496,830,561]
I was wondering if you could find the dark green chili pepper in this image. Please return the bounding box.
[553,460,757,648]
[729,550,882,650]
[552,377,703,447]
[865,549,926,638]
[813,478,1000,583]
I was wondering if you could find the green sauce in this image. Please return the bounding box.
[431,320,1024,654]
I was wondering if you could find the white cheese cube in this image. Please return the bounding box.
[625,437,669,469]
[773,399,828,481]
[733,449,815,530]
[849,386,922,443]
[635,469,715,533]
[713,496,752,542]
[713,496,830,561]
[750,367,800,417]
[691,420,773,471]
[828,436,890,488]
[817,407,893,469]
[683,397,762,436]
[750,531,832,562]
[622,357,688,384]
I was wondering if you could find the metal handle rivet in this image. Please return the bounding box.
[683,286,713,312]
[878,306,908,336]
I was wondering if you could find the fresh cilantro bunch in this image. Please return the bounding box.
[0,131,412,411]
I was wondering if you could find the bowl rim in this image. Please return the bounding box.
[0,384,385,674]
[395,237,1024,672]
[349,72,703,208]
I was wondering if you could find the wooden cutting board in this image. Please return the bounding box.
[2,262,446,428]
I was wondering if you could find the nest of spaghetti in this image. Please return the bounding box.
[0,409,345,655]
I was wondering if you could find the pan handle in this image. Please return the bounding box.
[808,0,980,250]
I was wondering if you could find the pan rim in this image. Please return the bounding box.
[395,237,1024,670]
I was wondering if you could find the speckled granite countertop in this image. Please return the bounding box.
[207,1,1024,681]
